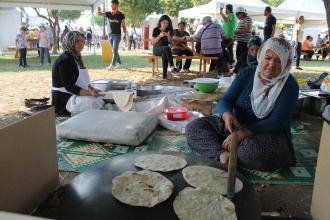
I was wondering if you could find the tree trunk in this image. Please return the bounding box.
[324,0,330,41]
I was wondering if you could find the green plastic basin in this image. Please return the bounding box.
[195,78,219,93]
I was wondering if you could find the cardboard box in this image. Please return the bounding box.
[0,108,59,213]
[311,121,330,220]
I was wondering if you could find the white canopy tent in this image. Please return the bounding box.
[179,0,270,21]
[0,0,105,10]
[0,0,106,53]
[179,0,327,28]
[274,0,327,27]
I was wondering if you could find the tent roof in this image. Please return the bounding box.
[277,0,326,14]
[179,0,270,20]
[0,0,105,10]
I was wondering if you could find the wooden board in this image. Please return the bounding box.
[311,121,330,220]
[0,108,59,213]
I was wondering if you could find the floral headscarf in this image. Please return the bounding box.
[251,37,294,119]
[62,31,86,69]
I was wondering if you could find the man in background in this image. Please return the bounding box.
[98,0,127,71]
[263,6,276,41]
[219,4,237,63]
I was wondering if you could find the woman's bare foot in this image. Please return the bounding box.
[219,152,230,165]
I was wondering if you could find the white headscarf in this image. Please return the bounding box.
[251,37,294,119]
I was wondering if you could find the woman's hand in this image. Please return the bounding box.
[222,128,252,150]
[222,112,240,133]
[159,32,167,38]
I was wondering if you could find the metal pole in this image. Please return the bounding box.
[103,2,106,38]
[92,6,96,55]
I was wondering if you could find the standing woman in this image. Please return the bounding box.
[86,27,93,50]
[16,27,29,68]
[233,7,252,73]
[52,31,100,115]
[151,15,179,80]
[39,24,52,66]
[292,16,305,70]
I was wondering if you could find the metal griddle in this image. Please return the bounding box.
[60,151,261,220]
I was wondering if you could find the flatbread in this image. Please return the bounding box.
[111,91,134,112]
[134,154,187,172]
[173,187,237,220]
[112,170,173,207]
[182,166,243,195]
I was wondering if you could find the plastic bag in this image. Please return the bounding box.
[320,76,330,93]
[158,111,203,134]
[66,95,105,115]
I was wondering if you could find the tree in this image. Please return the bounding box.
[120,0,162,25]
[33,8,60,54]
[59,10,81,24]
[160,0,193,17]
[191,0,211,6]
[262,0,284,7]
[93,14,105,28]
[33,9,82,54]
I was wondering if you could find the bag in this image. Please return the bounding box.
[195,23,212,54]
[320,75,330,93]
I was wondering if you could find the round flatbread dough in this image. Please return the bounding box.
[173,187,237,220]
[112,170,174,207]
[182,165,243,195]
[134,154,187,172]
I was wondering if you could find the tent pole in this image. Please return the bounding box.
[92,6,96,55]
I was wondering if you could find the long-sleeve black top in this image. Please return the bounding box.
[52,52,81,95]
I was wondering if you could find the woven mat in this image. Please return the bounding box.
[56,117,317,185]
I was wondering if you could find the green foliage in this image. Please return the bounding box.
[191,0,211,6]
[160,0,193,16]
[93,14,105,27]
[120,0,161,25]
[58,10,82,22]
[262,0,284,7]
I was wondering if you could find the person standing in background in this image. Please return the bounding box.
[98,0,128,70]
[39,24,52,66]
[292,15,305,70]
[263,7,276,42]
[128,24,137,50]
[16,26,29,68]
[45,22,54,50]
[219,4,237,63]
[86,27,93,51]
[233,7,252,73]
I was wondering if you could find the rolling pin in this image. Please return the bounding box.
[227,131,238,200]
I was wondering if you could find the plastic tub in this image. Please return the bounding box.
[164,107,188,121]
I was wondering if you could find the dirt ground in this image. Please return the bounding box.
[0,50,326,219]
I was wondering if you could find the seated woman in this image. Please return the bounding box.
[302,35,315,61]
[247,36,262,66]
[52,31,101,115]
[186,38,298,172]
[194,16,227,75]
[151,15,178,80]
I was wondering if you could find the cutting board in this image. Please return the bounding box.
[181,88,225,103]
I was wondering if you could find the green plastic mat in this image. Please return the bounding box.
[56,117,318,185]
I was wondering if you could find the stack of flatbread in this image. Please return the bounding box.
[112,154,187,207]
[134,154,187,172]
[102,91,134,112]
[173,187,237,220]
[112,170,174,207]
[111,155,240,220]
[182,165,243,195]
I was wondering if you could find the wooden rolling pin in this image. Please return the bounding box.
[227,131,238,200]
